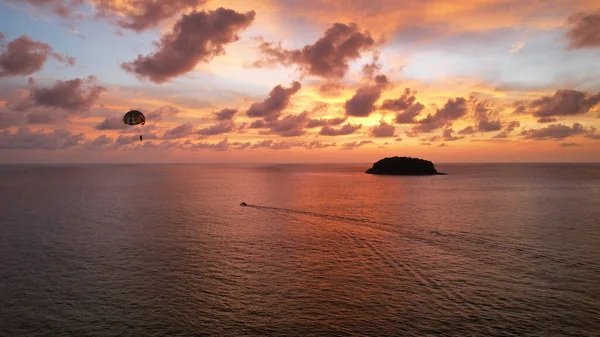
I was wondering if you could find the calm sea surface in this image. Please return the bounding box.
[1,163,599,336]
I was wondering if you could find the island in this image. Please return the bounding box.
[365,156,446,175]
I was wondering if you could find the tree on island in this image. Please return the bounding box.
[365,156,446,175]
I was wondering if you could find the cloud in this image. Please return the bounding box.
[197,119,235,135]
[82,134,114,150]
[564,10,600,50]
[410,97,468,133]
[0,34,75,77]
[11,0,85,20]
[514,89,600,118]
[344,74,389,117]
[585,127,600,139]
[95,116,128,130]
[306,116,347,128]
[25,110,65,124]
[214,108,237,120]
[520,123,588,140]
[504,121,521,132]
[246,81,301,120]
[162,123,195,139]
[0,108,26,129]
[260,111,310,137]
[254,22,376,79]
[304,140,337,149]
[28,76,106,114]
[146,105,181,120]
[93,0,206,33]
[370,120,396,137]
[318,81,345,96]
[188,136,230,151]
[0,127,85,150]
[380,88,425,124]
[319,123,362,136]
[341,140,372,150]
[560,142,582,147]
[121,8,256,83]
[537,116,558,123]
[458,126,476,135]
[232,141,251,150]
[473,99,502,132]
[442,128,464,141]
[361,51,382,79]
[248,139,304,150]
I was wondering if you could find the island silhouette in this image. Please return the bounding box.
[365,156,446,175]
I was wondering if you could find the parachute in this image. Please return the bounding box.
[123,110,145,126]
[123,110,145,141]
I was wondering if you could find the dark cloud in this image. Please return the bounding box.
[438,143,448,147]
[306,116,347,128]
[188,137,230,151]
[121,8,256,83]
[214,108,237,120]
[370,120,396,137]
[246,81,301,120]
[422,135,441,142]
[520,123,588,140]
[458,126,476,135]
[442,128,464,141]
[249,119,265,128]
[538,116,558,123]
[0,108,26,129]
[0,127,84,150]
[585,128,600,139]
[560,142,581,147]
[361,51,381,79]
[251,139,273,149]
[82,134,114,150]
[380,88,425,124]
[564,10,600,50]
[514,89,600,118]
[319,123,362,136]
[162,123,195,139]
[318,81,345,96]
[25,110,64,124]
[395,137,402,142]
[472,98,502,132]
[232,141,251,150]
[410,97,468,133]
[9,0,85,20]
[254,23,376,79]
[344,74,389,117]
[270,141,305,150]
[261,111,310,137]
[0,34,75,77]
[146,105,181,120]
[341,140,372,150]
[197,119,235,135]
[94,0,205,33]
[28,76,106,114]
[304,140,337,149]
[95,116,128,130]
[504,120,521,132]
[245,139,307,150]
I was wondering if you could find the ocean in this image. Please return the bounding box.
[1,163,599,336]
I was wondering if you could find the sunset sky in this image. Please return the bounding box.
[1,0,599,163]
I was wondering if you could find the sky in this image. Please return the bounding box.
[0,0,599,163]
